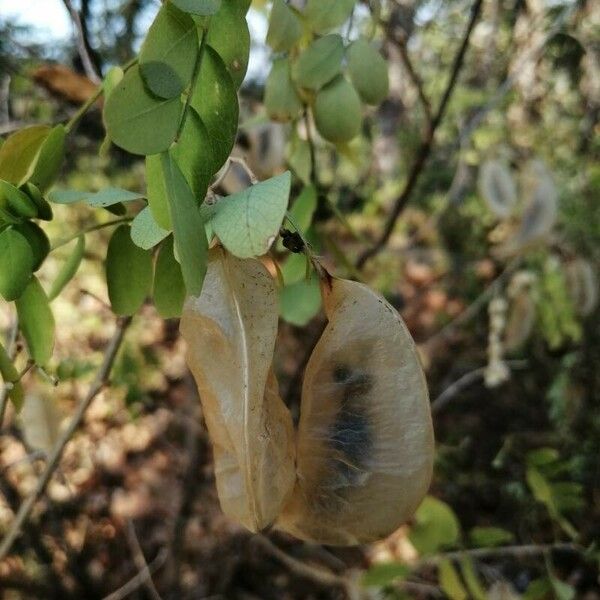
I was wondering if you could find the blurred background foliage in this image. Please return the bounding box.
[0,0,599,598]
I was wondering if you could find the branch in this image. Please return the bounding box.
[356,0,484,269]
[61,0,101,83]
[126,521,163,600]
[0,316,132,560]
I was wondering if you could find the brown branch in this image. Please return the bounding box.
[0,316,132,560]
[61,0,101,83]
[356,0,484,269]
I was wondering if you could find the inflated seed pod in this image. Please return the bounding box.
[180,248,295,532]
[478,159,517,218]
[278,276,434,545]
[565,257,598,317]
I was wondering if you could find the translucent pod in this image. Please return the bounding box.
[478,159,517,218]
[504,292,536,352]
[180,248,295,532]
[565,257,598,317]
[278,277,434,545]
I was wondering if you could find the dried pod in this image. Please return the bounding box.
[478,159,517,218]
[565,257,598,317]
[278,277,434,545]
[504,291,536,352]
[180,248,295,532]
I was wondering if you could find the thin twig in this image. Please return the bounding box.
[51,217,133,251]
[0,316,132,560]
[356,0,484,269]
[61,0,101,83]
[431,360,528,414]
[102,548,168,600]
[126,521,163,600]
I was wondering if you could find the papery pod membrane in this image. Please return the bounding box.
[278,277,434,545]
[180,248,295,532]
[565,257,598,317]
[504,291,536,352]
[478,159,517,218]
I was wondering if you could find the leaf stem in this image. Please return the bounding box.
[50,217,133,252]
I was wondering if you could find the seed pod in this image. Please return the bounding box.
[565,257,598,317]
[504,291,536,352]
[478,159,517,218]
[278,277,434,545]
[180,248,295,532]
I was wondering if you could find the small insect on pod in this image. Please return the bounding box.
[180,248,295,532]
[278,275,435,545]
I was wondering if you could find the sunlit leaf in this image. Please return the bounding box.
[211,171,291,258]
[266,0,302,52]
[0,125,50,186]
[29,125,66,193]
[409,496,461,555]
[103,65,183,155]
[304,0,355,34]
[139,2,199,99]
[130,206,170,250]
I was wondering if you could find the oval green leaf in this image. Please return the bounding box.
[153,236,186,318]
[190,45,239,173]
[171,0,221,16]
[314,75,362,143]
[0,125,50,186]
[0,180,39,218]
[305,0,355,34]
[146,155,172,230]
[0,341,24,412]
[140,3,199,99]
[0,227,34,301]
[48,235,85,301]
[265,58,302,123]
[279,274,322,326]
[160,153,208,296]
[105,224,153,315]
[29,125,66,192]
[206,1,250,88]
[266,0,302,52]
[347,38,389,105]
[14,221,50,271]
[130,206,170,250]
[293,34,344,91]
[16,276,55,365]
[103,65,183,155]
[23,183,53,220]
[211,171,291,258]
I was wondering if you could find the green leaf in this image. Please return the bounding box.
[0,341,24,412]
[305,0,355,34]
[23,183,53,220]
[0,227,34,301]
[361,562,410,588]
[190,45,238,173]
[439,560,467,600]
[206,0,250,88]
[314,75,362,143]
[287,135,312,184]
[145,155,172,230]
[14,221,50,271]
[409,496,461,555]
[293,34,344,91]
[280,251,307,285]
[160,153,207,296]
[103,65,183,155]
[105,224,153,315]
[524,577,553,600]
[267,0,302,52]
[265,58,302,123]
[469,526,514,548]
[0,180,39,218]
[211,171,291,258]
[48,187,144,207]
[170,107,213,199]
[16,276,55,365]
[140,2,199,99]
[48,235,85,300]
[171,0,222,16]
[279,274,321,326]
[0,125,50,186]
[289,185,317,232]
[459,557,486,600]
[103,66,124,98]
[29,125,66,192]
[347,38,389,105]
[153,236,186,318]
[130,206,170,250]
